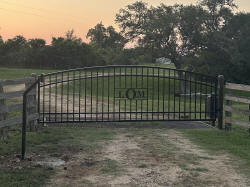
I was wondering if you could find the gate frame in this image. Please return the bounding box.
[21,66,224,160]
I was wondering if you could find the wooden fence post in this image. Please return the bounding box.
[218,75,224,130]
[0,84,8,141]
[25,73,37,131]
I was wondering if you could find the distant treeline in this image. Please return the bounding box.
[0,0,250,84]
[0,30,151,70]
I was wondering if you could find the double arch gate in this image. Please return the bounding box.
[22,65,218,159]
[37,65,217,123]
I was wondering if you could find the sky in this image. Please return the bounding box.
[0,0,249,43]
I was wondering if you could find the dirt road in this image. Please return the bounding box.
[46,127,248,187]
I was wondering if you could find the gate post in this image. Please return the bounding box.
[217,75,224,130]
[0,84,8,141]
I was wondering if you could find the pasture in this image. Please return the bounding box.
[1,66,250,186]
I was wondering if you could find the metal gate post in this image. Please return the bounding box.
[217,75,224,130]
[21,93,27,160]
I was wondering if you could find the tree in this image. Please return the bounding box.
[115,2,208,69]
[0,36,3,45]
[1,35,28,67]
[115,1,148,41]
[185,0,237,77]
[87,22,126,49]
[223,13,250,83]
[198,0,236,32]
[28,39,46,49]
[116,2,180,66]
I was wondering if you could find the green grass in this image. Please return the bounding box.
[0,128,114,156]
[0,167,53,187]
[101,159,122,175]
[181,125,250,171]
[0,67,55,79]
[0,127,115,186]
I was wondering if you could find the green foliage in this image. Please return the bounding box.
[115,0,250,84]
[87,23,126,49]
[0,31,105,70]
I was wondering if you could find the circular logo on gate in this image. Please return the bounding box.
[126,88,136,100]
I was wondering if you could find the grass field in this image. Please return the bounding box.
[181,126,250,170]
[0,67,57,79]
[0,128,114,186]
[1,125,250,186]
[181,85,250,172]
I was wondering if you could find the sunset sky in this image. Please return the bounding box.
[0,0,249,43]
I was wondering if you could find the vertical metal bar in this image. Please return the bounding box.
[194,74,197,120]
[135,67,138,120]
[91,71,93,120]
[55,74,57,122]
[108,68,110,121]
[84,70,87,122]
[215,80,218,120]
[61,72,63,122]
[184,72,186,119]
[200,76,202,120]
[124,67,127,120]
[96,70,99,121]
[147,67,149,120]
[210,78,213,121]
[21,94,27,160]
[168,69,170,120]
[189,73,192,120]
[113,67,116,121]
[42,75,45,124]
[173,70,176,120]
[73,71,75,121]
[152,68,154,120]
[157,68,160,120]
[130,67,132,120]
[179,72,181,120]
[49,75,51,121]
[102,68,104,121]
[67,72,69,121]
[37,78,40,123]
[141,67,143,120]
[205,77,208,120]
[79,70,81,122]
[163,69,165,120]
[119,67,121,121]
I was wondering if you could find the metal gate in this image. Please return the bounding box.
[37,65,217,123]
